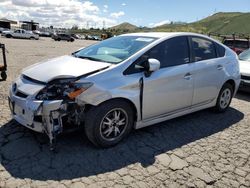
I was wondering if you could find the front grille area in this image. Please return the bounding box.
[241,75,250,81]
[15,91,28,98]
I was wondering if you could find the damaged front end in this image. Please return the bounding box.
[9,76,93,150]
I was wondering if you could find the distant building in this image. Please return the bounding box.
[20,20,39,31]
[0,18,18,29]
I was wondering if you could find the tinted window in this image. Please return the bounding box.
[215,43,226,57]
[191,37,216,61]
[124,36,190,74]
[224,40,249,49]
[146,36,190,68]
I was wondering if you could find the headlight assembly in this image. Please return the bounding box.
[36,78,93,100]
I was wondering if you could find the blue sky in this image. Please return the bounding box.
[0,0,249,28]
[92,0,250,26]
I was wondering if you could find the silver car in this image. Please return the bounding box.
[9,32,240,148]
[238,48,250,91]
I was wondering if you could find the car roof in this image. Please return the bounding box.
[121,32,210,39]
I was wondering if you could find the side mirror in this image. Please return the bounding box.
[148,58,160,72]
[144,58,160,77]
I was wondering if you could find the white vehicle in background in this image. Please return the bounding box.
[238,48,250,91]
[2,29,39,40]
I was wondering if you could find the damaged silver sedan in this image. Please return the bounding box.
[9,32,240,148]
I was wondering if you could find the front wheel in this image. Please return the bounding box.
[214,83,233,112]
[85,100,134,147]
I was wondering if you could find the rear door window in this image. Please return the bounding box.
[191,37,216,61]
[215,43,226,57]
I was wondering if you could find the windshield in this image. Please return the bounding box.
[74,36,157,64]
[239,49,250,61]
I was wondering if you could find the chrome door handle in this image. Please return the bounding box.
[184,73,192,80]
[217,65,223,70]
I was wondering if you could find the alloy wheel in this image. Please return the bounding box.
[99,108,128,141]
[219,88,231,109]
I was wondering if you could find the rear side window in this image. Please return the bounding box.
[191,37,216,61]
[145,36,190,68]
[215,43,226,57]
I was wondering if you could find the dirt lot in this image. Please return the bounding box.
[0,37,250,188]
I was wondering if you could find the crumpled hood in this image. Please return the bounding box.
[239,60,250,76]
[22,55,111,83]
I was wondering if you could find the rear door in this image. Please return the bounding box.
[190,36,225,106]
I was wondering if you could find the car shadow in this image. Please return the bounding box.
[0,107,244,181]
[235,91,250,102]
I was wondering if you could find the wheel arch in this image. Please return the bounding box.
[85,97,138,125]
[224,79,236,93]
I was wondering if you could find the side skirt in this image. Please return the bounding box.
[135,99,216,129]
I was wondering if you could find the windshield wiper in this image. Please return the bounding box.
[74,55,103,62]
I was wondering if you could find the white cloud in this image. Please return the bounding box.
[0,0,118,28]
[110,11,125,19]
[103,4,108,13]
[151,20,171,27]
[121,3,126,6]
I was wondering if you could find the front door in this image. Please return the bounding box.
[141,36,194,120]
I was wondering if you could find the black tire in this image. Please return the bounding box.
[30,37,35,40]
[70,38,74,42]
[1,71,7,80]
[85,100,134,147]
[214,83,233,112]
[6,34,12,38]
[58,38,61,41]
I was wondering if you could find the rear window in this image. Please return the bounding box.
[191,37,217,61]
[215,43,226,57]
[223,40,249,49]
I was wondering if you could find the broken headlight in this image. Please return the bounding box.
[36,78,93,100]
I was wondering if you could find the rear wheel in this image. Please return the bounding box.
[214,83,233,112]
[30,37,35,40]
[85,100,134,147]
[6,34,12,38]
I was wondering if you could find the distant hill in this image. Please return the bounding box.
[110,22,138,31]
[108,12,250,35]
[154,12,250,35]
[192,12,250,34]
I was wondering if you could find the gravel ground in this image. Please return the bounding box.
[0,37,249,188]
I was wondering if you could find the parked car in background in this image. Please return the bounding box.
[2,29,39,40]
[223,38,250,55]
[39,31,52,37]
[85,35,95,40]
[92,35,101,41]
[238,48,250,91]
[0,27,10,33]
[52,33,74,42]
[8,32,240,148]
